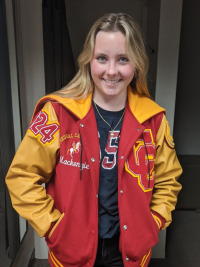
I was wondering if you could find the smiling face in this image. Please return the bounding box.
[90,31,135,108]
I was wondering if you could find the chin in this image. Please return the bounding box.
[105,86,125,94]
[103,88,119,95]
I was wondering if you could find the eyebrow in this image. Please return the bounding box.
[118,54,128,57]
[94,53,107,57]
[94,53,128,57]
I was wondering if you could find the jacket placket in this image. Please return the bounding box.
[117,107,145,266]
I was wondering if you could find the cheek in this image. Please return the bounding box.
[90,61,104,78]
[122,65,135,80]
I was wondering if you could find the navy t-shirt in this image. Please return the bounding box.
[93,102,125,238]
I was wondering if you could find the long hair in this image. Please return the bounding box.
[55,13,150,98]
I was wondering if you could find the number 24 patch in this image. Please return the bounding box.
[29,110,59,146]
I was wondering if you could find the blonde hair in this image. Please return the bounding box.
[56,13,150,98]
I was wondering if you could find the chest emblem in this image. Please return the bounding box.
[59,140,89,170]
[67,141,81,158]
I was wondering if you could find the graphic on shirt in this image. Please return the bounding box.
[102,131,120,170]
[29,110,59,146]
[67,141,81,158]
[125,129,156,192]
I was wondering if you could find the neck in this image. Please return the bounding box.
[92,90,127,111]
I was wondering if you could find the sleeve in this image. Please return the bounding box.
[5,101,61,237]
[150,114,182,229]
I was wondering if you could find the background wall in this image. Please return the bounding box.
[14,0,46,135]
[174,0,200,155]
[155,0,182,132]
[0,0,19,264]
[65,0,150,61]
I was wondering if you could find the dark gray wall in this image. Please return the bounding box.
[174,0,200,155]
[66,0,149,60]
[0,0,20,262]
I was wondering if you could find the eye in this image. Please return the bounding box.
[96,56,107,62]
[119,57,129,63]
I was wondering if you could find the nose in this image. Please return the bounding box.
[106,61,118,76]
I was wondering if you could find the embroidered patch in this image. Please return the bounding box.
[29,110,59,145]
[59,156,90,170]
[59,140,89,170]
[67,141,81,158]
[60,132,80,144]
[164,120,175,149]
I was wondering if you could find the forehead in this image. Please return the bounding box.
[94,31,127,54]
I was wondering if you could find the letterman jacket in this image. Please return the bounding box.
[6,87,182,267]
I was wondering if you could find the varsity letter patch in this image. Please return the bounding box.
[29,110,59,145]
[125,129,156,192]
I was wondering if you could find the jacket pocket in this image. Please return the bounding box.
[48,212,65,239]
[151,212,161,231]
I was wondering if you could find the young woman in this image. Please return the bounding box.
[6,13,182,267]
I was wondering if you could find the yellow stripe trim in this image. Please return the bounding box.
[152,213,162,229]
[49,251,64,267]
[140,249,151,267]
[48,213,65,239]
[49,251,59,267]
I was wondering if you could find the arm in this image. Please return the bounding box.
[5,101,61,237]
[150,114,182,229]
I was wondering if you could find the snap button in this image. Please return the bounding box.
[123,225,127,230]
[137,128,140,131]
[120,190,123,194]
[80,123,84,127]
[126,257,129,261]
[91,157,95,162]
[121,155,124,159]
[96,194,98,198]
